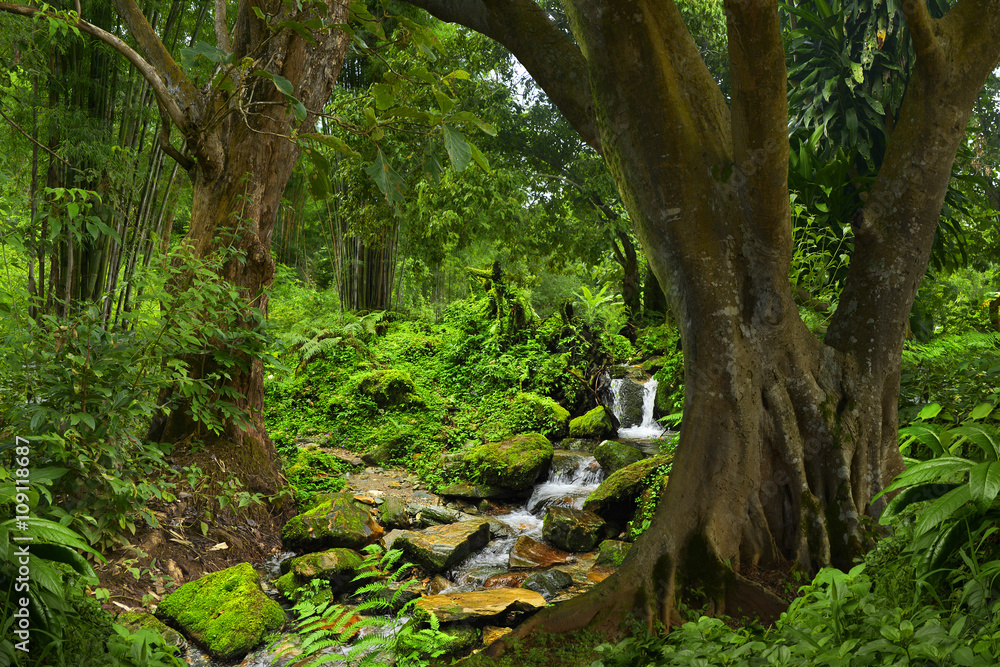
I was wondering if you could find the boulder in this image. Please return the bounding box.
[483,626,513,647]
[583,455,671,525]
[154,563,284,662]
[274,548,364,598]
[462,433,554,490]
[483,572,529,589]
[542,506,606,552]
[356,369,423,408]
[394,520,491,573]
[568,407,616,439]
[412,589,546,624]
[593,440,645,474]
[613,378,647,428]
[410,503,460,527]
[379,495,409,528]
[437,482,524,500]
[510,392,571,439]
[508,536,574,569]
[595,539,632,569]
[522,569,573,600]
[282,493,384,552]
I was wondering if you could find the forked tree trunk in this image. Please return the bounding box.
[412,0,1000,641]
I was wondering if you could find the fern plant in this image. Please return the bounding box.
[275,545,454,667]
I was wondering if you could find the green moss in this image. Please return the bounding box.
[281,493,382,551]
[593,440,645,474]
[585,454,672,509]
[463,433,554,490]
[568,406,615,439]
[356,369,423,408]
[155,563,284,661]
[286,445,350,508]
[116,610,185,647]
[508,392,571,439]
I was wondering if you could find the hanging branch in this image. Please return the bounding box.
[0,104,72,167]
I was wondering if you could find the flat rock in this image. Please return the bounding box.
[413,588,547,624]
[395,520,491,573]
[438,483,524,500]
[522,569,573,600]
[509,535,574,569]
[542,506,606,552]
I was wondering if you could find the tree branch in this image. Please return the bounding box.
[401,0,602,152]
[901,0,942,74]
[214,0,231,53]
[724,0,790,253]
[0,2,191,135]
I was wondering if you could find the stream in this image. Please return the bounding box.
[176,366,671,665]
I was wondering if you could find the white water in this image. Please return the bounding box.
[444,454,604,591]
[610,377,665,439]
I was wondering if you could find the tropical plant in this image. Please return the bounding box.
[275,545,454,667]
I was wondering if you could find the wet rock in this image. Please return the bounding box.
[438,482,524,500]
[155,563,284,662]
[382,528,407,551]
[379,495,409,528]
[593,441,645,474]
[569,407,616,439]
[411,503,460,527]
[583,455,672,526]
[561,438,598,452]
[280,548,363,596]
[461,433,554,490]
[613,378,647,428]
[484,518,518,539]
[641,356,665,374]
[522,569,573,600]
[542,506,606,552]
[428,575,452,595]
[595,540,632,568]
[395,520,491,573]
[483,625,513,647]
[282,493,384,552]
[508,535,574,569]
[441,626,482,654]
[484,572,529,589]
[412,588,546,624]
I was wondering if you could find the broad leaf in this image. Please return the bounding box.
[365,150,406,204]
[915,484,972,536]
[968,461,1000,509]
[442,125,471,172]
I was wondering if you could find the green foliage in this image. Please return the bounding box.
[286,445,352,509]
[276,545,454,667]
[627,437,677,540]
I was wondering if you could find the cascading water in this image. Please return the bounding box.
[444,453,604,591]
[610,373,665,439]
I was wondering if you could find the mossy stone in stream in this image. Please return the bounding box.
[583,454,672,525]
[282,492,384,552]
[568,407,616,439]
[154,562,284,662]
[593,440,645,474]
[115,610,185,648]
[510,392,571,439]
[462,433,554,490]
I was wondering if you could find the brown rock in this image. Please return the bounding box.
[483,626,513,647]
[412,589,546,624]
[394,520,491,573]
[508,536,574,569]
[483,572,529,589]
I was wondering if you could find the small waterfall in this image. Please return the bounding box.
[610,373,665,439]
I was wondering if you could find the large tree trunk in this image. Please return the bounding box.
[407,0,1000,642]
[115,0,351,527]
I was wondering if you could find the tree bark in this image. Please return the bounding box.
[399,0,1000,642]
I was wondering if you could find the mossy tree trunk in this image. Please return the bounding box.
[404,0,1000,634]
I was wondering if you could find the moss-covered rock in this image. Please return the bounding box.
[379,495,409,528]
[154,563,284,662]
[438,482,525,500]
[282,492,384,552]
[583,454,672,524]
[462,433,554,490]
[356,369,424,408]
[542,506,606,552]
[510,392,571,439]
[568,407,616,439]
[595,539,632,568]
[593,440,646,474]
[521,569,573,600]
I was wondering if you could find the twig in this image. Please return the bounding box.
[0,105,72,167]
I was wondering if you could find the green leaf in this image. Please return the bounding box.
[433,89,456,115]
[422,151,443,184]
[968,461,1000,509]
[442,125,471,172]
[252,70,294,96]
[952,424,1000,461]
[468,140,490,173]
[365,150,407,204]
[372,83,395,110]
[303,133,361,159]
[915,484,971,536]
[66,202,80,218]
[303,149,332,200]
[448,110,497,136]
[969,402,994,421]
[850,61,863,83]
[918,403,943,420]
